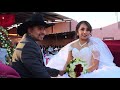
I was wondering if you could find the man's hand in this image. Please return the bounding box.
[59,70,66,76]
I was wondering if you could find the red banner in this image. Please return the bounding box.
[0,14,15,28]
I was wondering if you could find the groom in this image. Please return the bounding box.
[11,13,65,78]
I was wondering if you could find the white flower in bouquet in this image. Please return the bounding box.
[69,72,76,78]
[66,58,88,78]
[69,63,75,71]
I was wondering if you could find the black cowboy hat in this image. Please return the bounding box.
[17,13,54,36]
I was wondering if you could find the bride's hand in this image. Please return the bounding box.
[59,70,66,76]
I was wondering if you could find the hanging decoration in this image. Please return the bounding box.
[0,14,15,28]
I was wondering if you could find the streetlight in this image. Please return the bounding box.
[115,12,120,29]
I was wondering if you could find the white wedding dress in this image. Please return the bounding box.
[47,37,120,78]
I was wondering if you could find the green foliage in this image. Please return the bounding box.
[0,26,15,63]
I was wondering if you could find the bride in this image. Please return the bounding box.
[46,21,120,78]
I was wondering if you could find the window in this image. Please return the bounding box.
[103,37,114,40]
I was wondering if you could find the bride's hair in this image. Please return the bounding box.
[75,21,92,39]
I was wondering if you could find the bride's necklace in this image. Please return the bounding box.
[79,41,87,47]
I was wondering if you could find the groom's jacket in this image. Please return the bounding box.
[11,34,59,78]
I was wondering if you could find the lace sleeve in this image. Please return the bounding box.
[68,45,73,51]
[91,44,100,61]
[88,37,115,66]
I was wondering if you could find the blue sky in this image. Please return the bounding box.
[55,12,120,29]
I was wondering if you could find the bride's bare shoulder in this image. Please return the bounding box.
[70,41,79,48]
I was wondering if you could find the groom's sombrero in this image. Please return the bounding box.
[17,13,54,36]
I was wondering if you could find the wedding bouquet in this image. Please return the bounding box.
[66,58,88,78]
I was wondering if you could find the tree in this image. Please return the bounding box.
[0,26,15,64]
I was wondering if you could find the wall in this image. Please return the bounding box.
[71,20,78,31]
[92,22,120,40]
[45,20,78,34]
[40,37,75,47]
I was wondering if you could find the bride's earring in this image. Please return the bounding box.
[89,33,92,38]
[76,33,79,39]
